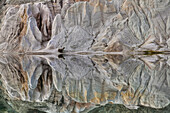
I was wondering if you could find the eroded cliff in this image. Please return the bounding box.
[0,0,170,113]
[0,0,169,53]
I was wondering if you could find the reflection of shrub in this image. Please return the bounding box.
[0,99,17,113]
[89,104,170,113]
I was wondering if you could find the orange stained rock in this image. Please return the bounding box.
[120,87,143,106]
[19,8,28,52]
[21,71,29,98]
[107,92,117,101]
[69,89,118,104]
[19,57,29,98]
[90,91,119,104]
[90,92,100,104]
[91,92,115,104]
[121,88,135,105]
[122,0,134,14]
[20,8,28,39]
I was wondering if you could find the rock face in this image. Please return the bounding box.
[0,0,170,113]
[0,0,170,53]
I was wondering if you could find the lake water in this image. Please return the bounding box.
[0,53,169,113]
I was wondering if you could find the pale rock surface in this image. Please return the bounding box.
[0,0,170,113]
[0,0,169,53]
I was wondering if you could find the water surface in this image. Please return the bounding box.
[0,53,169,113]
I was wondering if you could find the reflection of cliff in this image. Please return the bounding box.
[0,54,170,112]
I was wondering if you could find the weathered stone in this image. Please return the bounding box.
[0,0,170,53]
[0,0,170,113]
